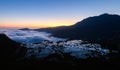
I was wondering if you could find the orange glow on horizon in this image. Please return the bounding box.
[0,18,81,28]
[0,22,75,28]
[0,17,82,28]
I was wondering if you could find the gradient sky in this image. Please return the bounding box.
[0,0,120,28]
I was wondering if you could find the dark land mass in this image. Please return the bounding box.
[1,13,120,69]
[0,34,27,61]
[35,13,120,51]
[0,34,120,70]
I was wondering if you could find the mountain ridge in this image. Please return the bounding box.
[0,33,27,62]
[34,13,120,50]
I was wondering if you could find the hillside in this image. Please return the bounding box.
[35,13,120,50]
[0,33,27,62]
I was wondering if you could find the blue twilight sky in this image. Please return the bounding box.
[0,0,120,28]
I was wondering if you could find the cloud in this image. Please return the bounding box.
[0,29,65,44]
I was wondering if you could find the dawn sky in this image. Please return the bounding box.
[0,0,120,28]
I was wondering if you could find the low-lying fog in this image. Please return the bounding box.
[0,28,65,44]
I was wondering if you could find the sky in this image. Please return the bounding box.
[0,0,120,28]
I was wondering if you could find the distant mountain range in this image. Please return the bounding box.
[1,13,120,68]
[19,28,31,30]
[34,13,120,50]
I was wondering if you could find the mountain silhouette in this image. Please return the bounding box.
[35,13,120,50]
[19,28,31,30]
[0,33,27,62]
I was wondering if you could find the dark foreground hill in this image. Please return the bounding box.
[0,34,120,69]
[35,13,120,51]
[0,33,27,62]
